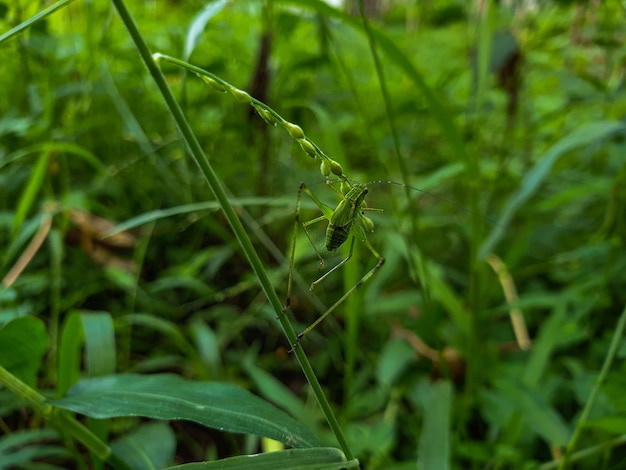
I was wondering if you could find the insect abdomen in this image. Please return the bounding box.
[325,223,350,252]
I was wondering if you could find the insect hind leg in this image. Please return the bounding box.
[292,236,385,349]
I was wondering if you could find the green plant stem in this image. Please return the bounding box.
[153,54,346,178]
[110,0,355,463]
[0,365,132,470]
[557,305,626,469]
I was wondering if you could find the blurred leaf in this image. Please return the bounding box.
[111,422,176,470]
[12,151,49,238]
[479,121,626,259]
[2,215,44,271]
[346,419,394,461]
[244,361,315,428]
[523,301,577,388]
[106,198,290,236]
[0,316,48,387]
[376,338,413,387]
[57,311,83,397]
[0,142,104,171]
[189,317,221,376]
[0,429,68,470]
[81,311,116,377]
[122,313,197,359]
[51,373,321,448]
[426,261,470,334]
[585,415,626,434]
[184,0,229,60]
[416,380,452,470]
[495,379,570,446]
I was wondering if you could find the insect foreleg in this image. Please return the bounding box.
[283,182,336,316]
[302,215,329,267]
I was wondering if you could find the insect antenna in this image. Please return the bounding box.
[365,180,506,232]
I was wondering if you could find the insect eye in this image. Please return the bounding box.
[363,188,369,194]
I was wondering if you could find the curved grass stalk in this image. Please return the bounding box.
[153,53,350,183]
[0,0,74,45]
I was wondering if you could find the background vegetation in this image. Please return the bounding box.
[1,0,626,469]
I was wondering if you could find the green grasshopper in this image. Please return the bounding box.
[284,178,385,349]
[283,175,500,350]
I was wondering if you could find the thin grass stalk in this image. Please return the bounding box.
[0,0,74,44]
[110,0,355,462]
[557,305,626,469]
[354,1,439,336]
[0,366,132,470]
[540,435,626,470]
[355,0,435,361]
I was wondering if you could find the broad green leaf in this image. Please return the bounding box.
[111,422,176,470]
[164,447,354,470]
[0,316,48,386]
[51,374,321,448]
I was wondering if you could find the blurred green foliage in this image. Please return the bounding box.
[1,0,626,469]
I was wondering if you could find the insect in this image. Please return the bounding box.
[284,178,386,350]
[283,175,500,350]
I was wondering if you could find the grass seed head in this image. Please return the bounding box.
[285,122,305,140]
[298,139,317,159]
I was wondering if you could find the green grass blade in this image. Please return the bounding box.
[479,121,626,259]
[184,0,228,60]
[11,151,49,239]
[57,312,84,397]
[558,305,626,468]
[81,311,116,377]
[416,380,452,470]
